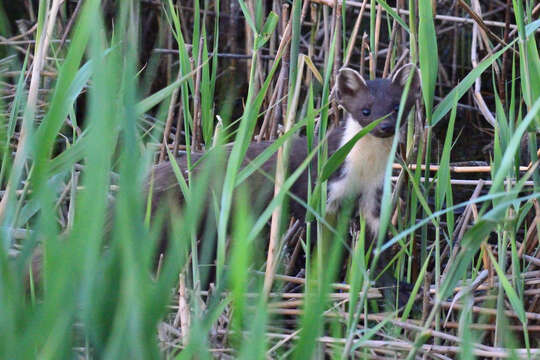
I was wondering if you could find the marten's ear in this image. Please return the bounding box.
[336,68,368,112]
[392,63,421,95]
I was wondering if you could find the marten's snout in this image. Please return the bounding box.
[374,121,396,137]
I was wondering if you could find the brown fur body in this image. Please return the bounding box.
[149,64,420,236]
[149,131,345,223]
[26,65,420,294]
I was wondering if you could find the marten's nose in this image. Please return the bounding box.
[379,122,395,136]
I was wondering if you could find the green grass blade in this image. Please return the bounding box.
[432,41,516,126]
[375,0,410,33]
[418,0,438,123]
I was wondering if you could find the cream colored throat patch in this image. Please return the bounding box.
[327,115,393,218]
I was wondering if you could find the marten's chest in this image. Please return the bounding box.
[327,117,393,221]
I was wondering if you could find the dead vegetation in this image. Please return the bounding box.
[1,0,540,358]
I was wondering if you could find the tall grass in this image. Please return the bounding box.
[0,0,539,358]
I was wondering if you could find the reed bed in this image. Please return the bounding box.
[0,0,539,358]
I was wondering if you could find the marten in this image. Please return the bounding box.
[27,64,421,295]
[149,63,420,238]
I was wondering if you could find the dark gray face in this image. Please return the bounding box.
[336,64,421,138]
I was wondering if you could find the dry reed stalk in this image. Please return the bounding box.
[392,163,530,173]
[272,3,291,140]
[152,255,162,284]
[364,313,495,352]
[194,289,380,301]
[191,36,204,151]
[391,176,536,187]
[267,290,380,303]
[0,0,63,220]
[147,142,186,152]
[285,238,303,277]
[268,300,303,309]
[58,0,83,51]
[458,0,509,49]
[444,270,489,325]
[0,184,121,198]
[518,199,539,257]
[66,170,79,230]
[322,3,329,63]
[257,1,306,141]
[359,32,368,76]
[451,3,460,83]
[172,102,184,157]
[331,0,341,125]
[470,0,498,128]
[264,55,306,297]
[0,39,53,45]
[454,180,484,244]
[54,174,73,211]
[252,8,266,97]
[174,273,190,346]
[523,254,540,267]
[268,306,346,317]
[0,23,37,42]
[428,271,540,293]
[307,3,318,82]
[244,1,254,82]
[382,19,398,78]
[371,3,382,79]
[283,220,303,276]
[421,270,432,322]
[266,328,301,355]
[159,72,181,162]
[311,0,531,31]
[253,270,373,292]
[329,0,343,126]
[262,331,540,358]
[257,76,281,141]
[1,70,56,77]
[442,322,540,332]
[343,0,368,66]
[177,3,191,44]
[439,300,540,321]
[498,0,512,100]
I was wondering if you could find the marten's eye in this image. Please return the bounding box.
[393,104,400,112]
[362,108,371,116]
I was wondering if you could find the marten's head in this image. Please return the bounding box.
[336,64,420,138]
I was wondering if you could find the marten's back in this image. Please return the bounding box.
[146,130,345,222]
